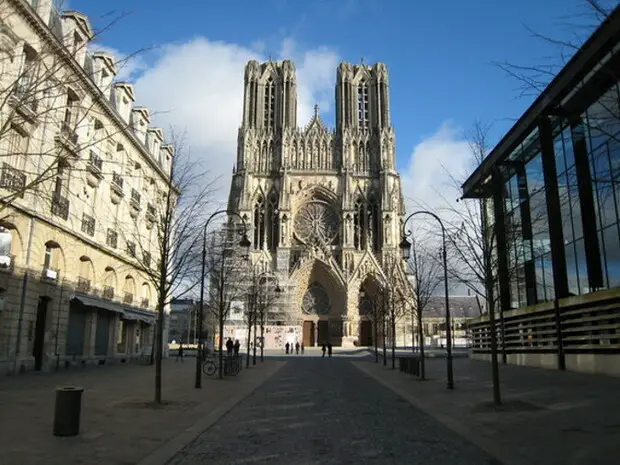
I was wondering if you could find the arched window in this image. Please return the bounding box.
[354,197,365,250]
[0,225,14,268]
[368,196,380,251]
[103,267,116,299]
[357,80,369,129]
[253,195,265,250]
[266,190,279,251]
[264,77,275,128]
[42,241,62,280]
[141,283,150,308]
[78,256,93,292]
[123,275,135,305]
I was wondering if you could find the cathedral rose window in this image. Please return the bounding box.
[302,282,330,315]
[294,201,340,244]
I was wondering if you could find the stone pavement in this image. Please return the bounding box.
[0,357,283,465]
[168,355,498,465]
[355,356,620,465]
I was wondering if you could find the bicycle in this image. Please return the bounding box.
[202,355,217,376]
[224,355,241,376]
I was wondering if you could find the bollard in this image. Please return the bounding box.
[53,386,84,437]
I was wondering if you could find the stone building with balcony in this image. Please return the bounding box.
[0,0,175,374]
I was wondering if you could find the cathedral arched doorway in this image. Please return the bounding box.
[293,259,347,347]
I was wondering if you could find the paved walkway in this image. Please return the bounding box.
[0,357,282,465]
[356,356,620,465]
[168,355,497,465]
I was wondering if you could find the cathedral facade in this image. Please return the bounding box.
[227,59,407,348]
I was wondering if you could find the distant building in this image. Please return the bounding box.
[462,7,620,376]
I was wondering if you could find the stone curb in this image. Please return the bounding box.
[137,361,287,465]
[352,361,524,465]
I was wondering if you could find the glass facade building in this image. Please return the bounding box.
[463,8,620,375]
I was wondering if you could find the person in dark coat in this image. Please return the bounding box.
[327,341,333,357]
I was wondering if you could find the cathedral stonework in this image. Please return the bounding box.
[227,59,407,348]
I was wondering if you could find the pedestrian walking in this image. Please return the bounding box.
[327,341,333,357]
[321,343,326,358]
[301,342,305,354]
[285,342,290,354]
[176,342,184,363]
[233,339,240,356]
[295,342,300,354]
[226,338,234,356]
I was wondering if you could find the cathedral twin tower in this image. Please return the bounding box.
[228,59,405,347]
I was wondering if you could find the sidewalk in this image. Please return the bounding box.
[354,357,620,465]
[0,357,284,465]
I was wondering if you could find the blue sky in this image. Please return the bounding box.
[69,0,615,207]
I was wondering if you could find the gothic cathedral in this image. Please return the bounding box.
[227,59,407,348]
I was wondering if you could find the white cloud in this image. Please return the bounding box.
[400,121,473,237]
[123,37,338,207]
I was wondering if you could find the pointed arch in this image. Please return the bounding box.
[367,193,381,251]
[353,196,366,250]
[266,188,279,251]
[264,76,275,128]
[253,192,265,250]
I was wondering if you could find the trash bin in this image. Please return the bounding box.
[53,386,84,437]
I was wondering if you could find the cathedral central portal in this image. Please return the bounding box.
[226,59,407,348]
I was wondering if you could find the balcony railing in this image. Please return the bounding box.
[81,213,95,236]
[77,277,91,293]
[51,194,69,220]
[0,163,27,195]
[112,172,124,190]
[143,252,151,268]
[141,298,149,308]
[123,293,134,305]
[88,151,103,172]
[60,121,78,145]
[103,286,114,300]
[126,241,136,257]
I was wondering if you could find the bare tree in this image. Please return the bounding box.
[256,274,280,362]
[0,2,148,217]
[408,238,443,380]
[204,224,250,379]
[382,256,409,370]
[116,131,215,404]
[244,281,258,369]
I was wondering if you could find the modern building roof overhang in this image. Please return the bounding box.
[462,6,620,199]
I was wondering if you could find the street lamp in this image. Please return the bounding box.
[399,210,454,390]
[195,209,251,389]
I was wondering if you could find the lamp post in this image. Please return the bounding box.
[195,209,251,389]
[399,210,454,390]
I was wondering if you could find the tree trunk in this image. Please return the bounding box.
[391,316,396,370]
[411,309,416,353]
[246,312,252,369]
[260,314,265,362]
[154,301,165,404]
[417,305,425,380]
[252,312,258,365]
[382,316,387,367]
[373,316,379,363]
[218,312,224,379]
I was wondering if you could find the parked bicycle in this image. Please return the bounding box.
[202,354,241,377]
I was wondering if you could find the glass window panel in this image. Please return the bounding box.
[554,133,567,176]
[575,238,589,295]
[562,127,576,172]
[565,242,579,296]
[586,85,620,152]
[526,153,545,197]
[567,167,583,240]
[530,191,551,257]
[610,138,620,175]
[602,224,620,288]
[558,170,574,242]
[591,144,617,229]
[535,253,554,302]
